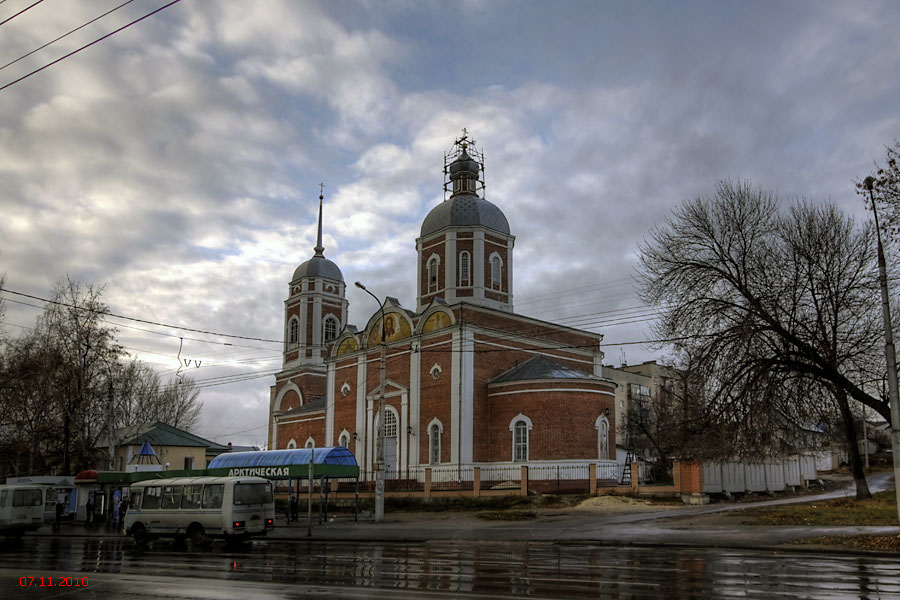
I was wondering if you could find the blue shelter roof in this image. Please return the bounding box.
[207,447,358,469]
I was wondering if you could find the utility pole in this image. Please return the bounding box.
[355,281,386,522]
[864,176,900,523]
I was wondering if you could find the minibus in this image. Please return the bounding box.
[125,476,274,545]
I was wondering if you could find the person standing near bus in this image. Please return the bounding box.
[53,500,63,532]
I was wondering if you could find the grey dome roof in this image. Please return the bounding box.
[292,255,344,282]
[420,194,510,237]
[449,150,480,177]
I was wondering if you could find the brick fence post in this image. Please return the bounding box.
[630,462,639,491]
[425,467,432,499]
[589,463,597,495]
[520,465,528,496]
[474,466,481,497]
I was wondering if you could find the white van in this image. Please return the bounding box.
[125,476,274,545]
[0,484,45,537]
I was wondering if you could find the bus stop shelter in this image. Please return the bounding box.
[205,447,359,479]
[207,447,360,525]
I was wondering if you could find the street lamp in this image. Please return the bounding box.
[355,281,386,522]
[864,176,900,523]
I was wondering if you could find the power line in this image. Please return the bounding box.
[0,287,281,343]
[0,0,136,73]
[0,0,44,28]
[0,0,181,93]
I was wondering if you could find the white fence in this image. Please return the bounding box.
[701,455,818,494]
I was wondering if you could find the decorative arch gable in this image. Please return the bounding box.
[275,382,303,413]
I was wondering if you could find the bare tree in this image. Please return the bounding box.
[858,140,900,245]
[38,277,122,473]
[638,181,892,498]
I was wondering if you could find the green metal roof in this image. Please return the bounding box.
[101,422,229,451]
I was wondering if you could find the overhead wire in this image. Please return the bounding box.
[0,287,281,343]
[0,0,135,72]
[0,0,182,93]
[0,0,44,28]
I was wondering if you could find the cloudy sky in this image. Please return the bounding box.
[1,0,898,448]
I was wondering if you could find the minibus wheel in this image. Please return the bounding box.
[188,524,208,547]
[132,524,149,546]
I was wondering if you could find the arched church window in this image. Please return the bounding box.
[490,255,502,290]
[305,438,315,449]
[323,316,338,343]
[428,257,439,293]
[429,423,441,464]
[596,416,610,460]
[459,251,470,287]
[514,420,528,462]
[339,432,350,448]
[382,409,398,438]
[288,318,299,346]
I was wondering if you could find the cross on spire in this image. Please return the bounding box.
[314,184,325,257]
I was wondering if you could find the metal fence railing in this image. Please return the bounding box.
[479,465,522,492]
[430,466,475,491]
[527,464,591,494]
[347,461,643,495]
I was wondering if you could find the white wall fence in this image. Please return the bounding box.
[701,455,818,494]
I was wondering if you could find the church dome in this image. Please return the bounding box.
[420,194,510,237]
[292,255,343,282]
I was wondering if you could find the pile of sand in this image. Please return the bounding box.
[571,495,679,513]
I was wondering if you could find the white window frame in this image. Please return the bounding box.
[305,437,315,449]
[338,430,351,449]
[427,418,443,465]
[323,316,339,343]
[595,415,610,460]
[427,255,440,293]
[458,251,471,287]
[381,407,398,438]
[288,317,299,346]
[508,414,533,462]
[286,439,297,450]
[489,253,503,290]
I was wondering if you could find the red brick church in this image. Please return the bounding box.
[268,135,616,475]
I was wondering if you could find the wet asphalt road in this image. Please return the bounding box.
[3,536,900,599]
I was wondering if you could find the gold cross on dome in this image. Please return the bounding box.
[319,182,325,197]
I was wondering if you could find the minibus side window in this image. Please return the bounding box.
[161,486,182,509]
[142,487,162,509]
[0,490,6,507]
[130,490,142,509]
[233,483,273,505]
[181,485,201,509]
[201,484,223,509]
[13,489,42,506]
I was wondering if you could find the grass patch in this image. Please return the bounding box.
[475,510,537,521]
[797,535,900,553]
[740,490,898,526]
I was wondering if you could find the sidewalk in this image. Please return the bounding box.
[34,472,900,553]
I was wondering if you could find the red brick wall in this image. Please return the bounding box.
[277,415,325,449]
[485,382,614,461]
[418,334,453,462]
[420,235,446,302]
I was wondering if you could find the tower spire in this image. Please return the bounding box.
[314,183,325,257]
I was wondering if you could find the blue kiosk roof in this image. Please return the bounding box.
[206,447,358,478]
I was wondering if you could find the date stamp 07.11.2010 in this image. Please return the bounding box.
[19,576,89,588]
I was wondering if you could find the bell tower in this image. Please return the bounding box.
[283,188,348,366]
